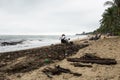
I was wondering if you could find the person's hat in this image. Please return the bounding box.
[62,34,65,36]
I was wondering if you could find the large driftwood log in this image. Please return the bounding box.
[67,54,117,65]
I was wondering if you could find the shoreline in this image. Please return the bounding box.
[0,35,87,53]
[0,36,120,80]
[0,40,60,53]
[0,39,89,79]
[0,44,57,54]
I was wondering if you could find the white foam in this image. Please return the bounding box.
[0,39,60,53]
[0,35,87,53]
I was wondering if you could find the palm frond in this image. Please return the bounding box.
[104,1,114,6]
[114,0,120,7]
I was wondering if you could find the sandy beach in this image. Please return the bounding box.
[0,36,120,80]
[0,0,120,80]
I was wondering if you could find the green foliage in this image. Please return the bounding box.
[96,0,120,36]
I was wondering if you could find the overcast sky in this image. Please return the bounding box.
[0,0,111,35]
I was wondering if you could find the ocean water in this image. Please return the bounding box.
[0,35,87,53]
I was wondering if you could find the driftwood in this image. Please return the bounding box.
[67,54,117,65]
[0,43,88,74]
[42,65,82,78]
[89,34,101,40]
[71,63,92,67]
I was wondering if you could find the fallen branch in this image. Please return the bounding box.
[67,54,117,65]
[42,65,82,78]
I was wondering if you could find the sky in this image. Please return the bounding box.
[0,0,111,35]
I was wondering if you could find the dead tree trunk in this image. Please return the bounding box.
[67,54,117,65]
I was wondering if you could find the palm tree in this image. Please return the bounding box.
[97,0,120,35]
[100,7,116,34]
[104,0,120,7]
[104,0,120,16]
[114,0,120,7]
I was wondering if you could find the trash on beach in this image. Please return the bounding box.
[42,65,82,78]
[67,53,117,65]
[44,58,52,64]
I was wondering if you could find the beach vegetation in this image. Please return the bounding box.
[95,0,120,35]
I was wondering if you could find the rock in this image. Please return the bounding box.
[1,41,24,46]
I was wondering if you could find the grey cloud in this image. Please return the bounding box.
[0,0,109,35]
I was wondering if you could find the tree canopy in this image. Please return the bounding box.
[95,0,120,35]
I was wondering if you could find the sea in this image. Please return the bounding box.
[0,35,87,53]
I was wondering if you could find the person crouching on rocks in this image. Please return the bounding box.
[60,34,68,44]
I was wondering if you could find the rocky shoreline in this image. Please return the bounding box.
[0,41,89,80]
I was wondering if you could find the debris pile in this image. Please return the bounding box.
[0,43,89,73]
